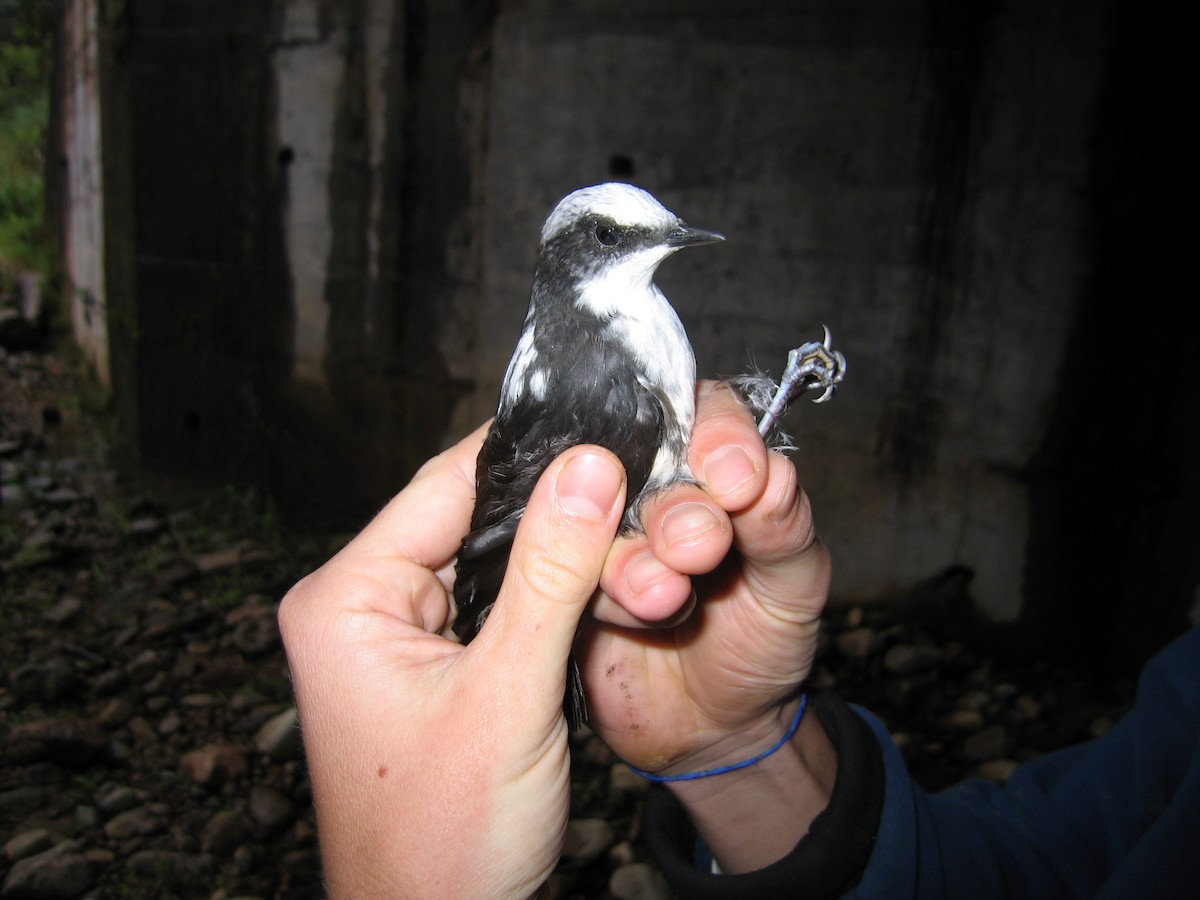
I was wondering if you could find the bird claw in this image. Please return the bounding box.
[756,326,847,438]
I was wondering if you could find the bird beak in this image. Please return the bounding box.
[666,224,726,247]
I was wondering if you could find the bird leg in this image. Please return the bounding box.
[755,326,847,438]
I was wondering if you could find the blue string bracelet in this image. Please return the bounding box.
[627,693,809,783]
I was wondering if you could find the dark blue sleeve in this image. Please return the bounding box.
[849,626,1200,899]
[644,627,1200,898]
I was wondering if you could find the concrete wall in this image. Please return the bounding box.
[58,0,107,384]
[55,0,1198,669]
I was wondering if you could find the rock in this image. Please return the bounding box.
[123,850,214,885]
[289,817,317,847]
[956,689,992,711]
[0,840,93,900]
[607,840,637,868]
[582,736,615,766]
[0,787,54,824]
[882,643,943,675]
[94,783,150,816]
[180,692,218,708]
[227,614,280,657]
[92,667,128,696]
[95,696,135,729]
[191,540,267,575]
[609,862,670,900]
[201,809,252,855]
[835,626,879,659]
[102,803,168,840]
[156,711,183,737]
[124,717,160,749]
[124,648,161,683]
[972,758,1019,783]
[43,487,85,508]
[137,607,180,642]
[10,659,79,704]
[247,784,294,834]
[192,657,252,693]
[561,818,615,867]
[180,743,249,787]
[83,848,114,868]
[99,581,151,622]
[127,516,164,538]
[939,708,984,732]
[232,840,262,871]
[0,483,26,507]
[959,723,1009,763]
[610,762,649,795]
[3,829,54,864]
[993,682,1019,701]
[5,718,108,767]
[42,596,83,626]
[546,871,577,898]
[1013,693,1043,721]
[254,707,303,761]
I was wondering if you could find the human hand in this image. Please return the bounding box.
[581,380,835,870]
[278,428,628,898]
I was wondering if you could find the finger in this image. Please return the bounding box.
[480,446,627,676]
[593,485,727,620]
[597,530,695,623]
[690,380,771,513]
[731,451,830,625]
[640,483,733,575]
[590,585,697,629]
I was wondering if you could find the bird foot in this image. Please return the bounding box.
[755,326,847,438]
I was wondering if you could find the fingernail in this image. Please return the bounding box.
[661,502,721,547]
[703,445,756,498]
[626,549,672,595]
[556,452,623,520]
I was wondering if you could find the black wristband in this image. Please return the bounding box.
[644,691,885,899]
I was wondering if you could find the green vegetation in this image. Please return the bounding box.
[0,0,55,279]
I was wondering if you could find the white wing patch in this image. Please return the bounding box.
[499,320,539,414]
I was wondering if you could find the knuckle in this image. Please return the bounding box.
[517,541,595,602]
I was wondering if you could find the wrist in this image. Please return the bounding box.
[643,693,885,893]
[661,696,837,873]
[630,695,809,783]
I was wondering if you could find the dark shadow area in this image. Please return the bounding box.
[1022,0,1199,675]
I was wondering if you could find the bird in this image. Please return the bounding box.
[452,182,845,730]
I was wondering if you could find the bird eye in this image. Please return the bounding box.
[595,224,622,246]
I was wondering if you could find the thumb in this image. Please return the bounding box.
[480,446,626,680]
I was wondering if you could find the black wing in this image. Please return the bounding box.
[453,334,665,641]
[452,334,667,730]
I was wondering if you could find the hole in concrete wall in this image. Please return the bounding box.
[277,146,294,166]
[608,154,635,178]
